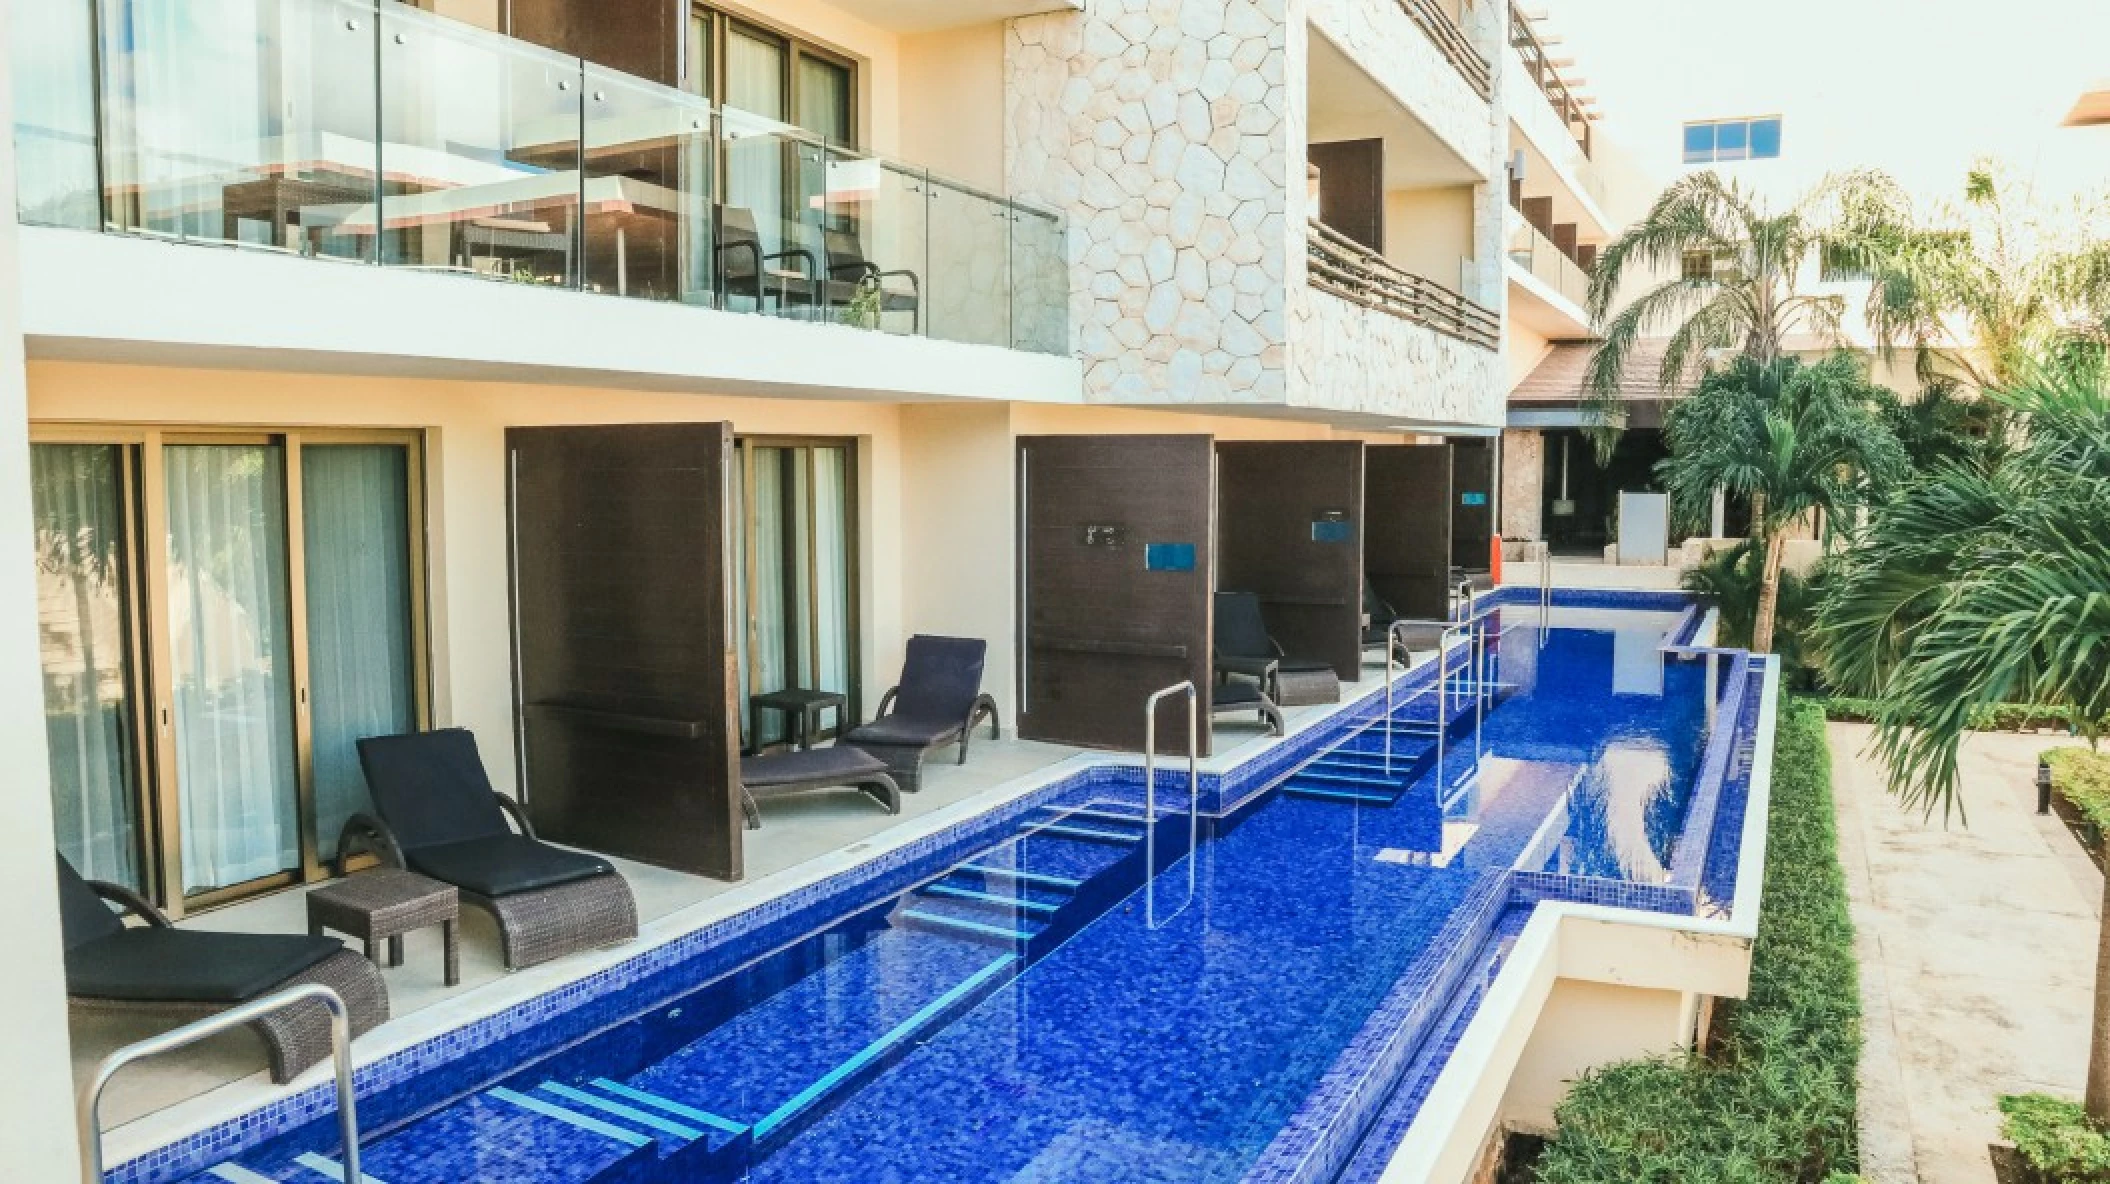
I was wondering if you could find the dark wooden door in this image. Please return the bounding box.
[1308,138,1385,252]
[1216,441,1365,681]
[1451,439,1495,571]
[1365,444,1453,621]
[508,423,744,880]
[1018,435,1214,756]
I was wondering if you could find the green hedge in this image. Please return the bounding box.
[1532,698,1860,1183]
[2045,746,2110,849]
[1816,696,2078,733]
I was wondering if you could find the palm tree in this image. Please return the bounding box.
[1851,164,2110,393]
[1657,354,1905,653]
[1582,170,1912,457]
[1817,352,2110,1119]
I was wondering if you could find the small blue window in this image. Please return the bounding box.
[1683,117,1781,164]
[1682,122,1715,163]
[1749,117,1782,159]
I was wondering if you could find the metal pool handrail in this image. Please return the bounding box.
[79,983,362,1184]
[1142,680,1200,927]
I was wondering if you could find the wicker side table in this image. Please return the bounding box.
[307,868,461,987]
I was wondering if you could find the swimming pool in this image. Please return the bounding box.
[152,597,1756,1184]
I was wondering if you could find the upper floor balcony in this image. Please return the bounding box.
[1508,7,1593,160]
[1397,0,1492,100]
[13,0,1069,363]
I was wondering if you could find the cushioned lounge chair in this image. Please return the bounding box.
[839,635,1000,793]
[740,746,902,829]
[1214,591,1340,707]
[58,855,388,1084]
[345,729,638,972]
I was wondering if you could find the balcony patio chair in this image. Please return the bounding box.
[839,635,1001,793]
[739,746,902,829]
[57,855,389,1084]
[1214,590,1340,707]
[344,729,638,972]
[716,205,820,317]
[821,227,920,332]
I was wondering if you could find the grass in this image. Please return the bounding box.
[2000,1093,2110,1182]
[1531,698,1861,1183]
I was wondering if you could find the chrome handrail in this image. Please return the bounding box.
[1142,680,1199,928]
[1538,541,1553,648]
[78,983,361,1184]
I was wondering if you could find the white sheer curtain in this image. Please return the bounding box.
[724,27,788,266]
[302,445,415,859]
[749,447,788,744]
[32,445,141,886]
[165,444,299,892]
[813,448,850,698]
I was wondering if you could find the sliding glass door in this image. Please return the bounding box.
[734,439,857,750]
[33,444,147,888]
[163,441,302,895]
[29,428,426,915]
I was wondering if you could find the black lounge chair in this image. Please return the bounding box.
[1211,677,1285,736]
[58,855,388,1084]
[345,729,639,972]
[822,227,920,331]
[1362,577,1399,656]
[740,746,902,829]
[840,635,1001,793]
[1214,591,1340,707]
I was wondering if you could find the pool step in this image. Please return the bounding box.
[913,881,1064,916]
[1282,783,1399,807]
[1033,821,1144,845]
[335,1086,667,1184]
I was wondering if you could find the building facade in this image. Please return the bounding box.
[0,0,1653,1174]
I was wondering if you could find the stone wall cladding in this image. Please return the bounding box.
[1007,0,1297,404]
[1500,428,1544,539]
[1288,285,1506,425]
[1306,0,1495,180]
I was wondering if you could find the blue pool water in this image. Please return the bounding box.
[175,606,1723,1184]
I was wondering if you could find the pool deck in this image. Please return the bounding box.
[1830,721,2102,1184]
[79,660,1422,1145]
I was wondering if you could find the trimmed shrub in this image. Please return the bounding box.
[2000,1092,2110,1182]
[2045,746,2110,850]
[1533,698,1860,1183]
[1817,696,2077,733]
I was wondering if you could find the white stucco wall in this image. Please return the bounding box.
[0,0,88,1169]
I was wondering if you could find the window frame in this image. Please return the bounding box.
[1682,116,1783,164]
[687,4,860,149]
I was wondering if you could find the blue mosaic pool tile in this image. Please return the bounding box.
[1237,873,1511,1184]
[1667,652,1753,892]
[117,593,1788,1184]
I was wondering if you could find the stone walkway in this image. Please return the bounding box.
[1830,722,2103,1183]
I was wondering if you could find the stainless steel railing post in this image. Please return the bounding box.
[1143,680,1199,927]
[80,983,361,1184]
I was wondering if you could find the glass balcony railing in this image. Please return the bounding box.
[1506,216,1592,311]
[10,0,1069,355]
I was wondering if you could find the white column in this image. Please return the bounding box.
[0,0,88,1173]
[1710,486,1726,538]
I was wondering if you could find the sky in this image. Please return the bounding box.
[1541,0,2110,213]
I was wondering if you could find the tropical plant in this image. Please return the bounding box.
[1581,169,1913,457]
[1657,354,1906,653]
[1679,540,1824,687]
[1817,351,2110,1118]
[1847,163,2110,393]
